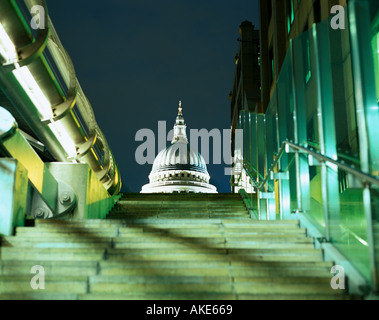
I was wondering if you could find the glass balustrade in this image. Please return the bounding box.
[235,1,379,288]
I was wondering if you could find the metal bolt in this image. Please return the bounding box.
[34,208,45,218]
[60,192,71,205]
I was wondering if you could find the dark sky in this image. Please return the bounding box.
[46,0,260,193]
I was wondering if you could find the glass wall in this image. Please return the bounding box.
[235,1,379,286]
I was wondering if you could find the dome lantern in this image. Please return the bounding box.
[172,100,188,144]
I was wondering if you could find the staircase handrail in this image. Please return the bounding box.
[243,140,379,192]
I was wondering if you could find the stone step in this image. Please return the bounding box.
[8,234,308,243]
[233,282,340,295]
[4,232,310,244]
[2,248,321,262]
[117,232,305,239]
[110,214,249,218]
[118,231,307,238]
[99,266,332,278]
[224,243,315,250]
[112,208,247,212]
[17,224,304,234]
[115,219,299,226]
[116,206,247,209]
[0,248,105,261]
[78,293,236,300]
[118,200,243,204]
[89,281,234,295]
[106,252,323,263]
[4,238,314,247]
[86,276,338,295]
[106,243,315,251]
[110,212,248,216]
[77,293,351,300]
[1,240,113,249]
[99,260,333,269]
[10,231,307,241]
[0,275,88,294]
[35,219,130,226]
[14,225,306,235]
[14,228,119,237]
[27,229,303,237]
[89,274,332,285]
[108,246,320,254]
[118,226,304,232]
[99,267,330,281]
[120,194,241,198]
[108,215,249,219]
[35,219,221,226]
[35,218,302,227]
[115,236,313,243]
[110,208,246,212]
[0,292,353,300]
[121,199,244,201]
[0,261,98,276]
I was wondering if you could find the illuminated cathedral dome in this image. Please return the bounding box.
[151,144,208,175]
[141,102,217,194]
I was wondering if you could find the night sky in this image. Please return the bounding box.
[46,0,260,193]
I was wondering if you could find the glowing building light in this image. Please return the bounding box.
[0,23,18,64]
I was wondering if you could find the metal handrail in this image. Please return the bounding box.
[307,140,361,167]
[286,141,379,186]
[242,140,379,192]
[242,143,286,191]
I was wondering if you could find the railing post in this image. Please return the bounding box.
[290,40,310,214]
[312,22,340,242]
[276,70,292,221]
[363,184,378,292]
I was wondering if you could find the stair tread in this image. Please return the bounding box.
[0,193,357,300]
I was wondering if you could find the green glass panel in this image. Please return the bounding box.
[265,90,278,193]
[330,9,360,169]
[329,169,370,281]
[257,115,265,181]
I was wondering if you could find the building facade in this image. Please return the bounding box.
[230,0,379,291]
[260,0,348,112]
[229,21,261,193]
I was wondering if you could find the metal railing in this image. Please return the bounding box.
[240,139,379,293]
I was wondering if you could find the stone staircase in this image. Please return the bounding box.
[0,193,356,300]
